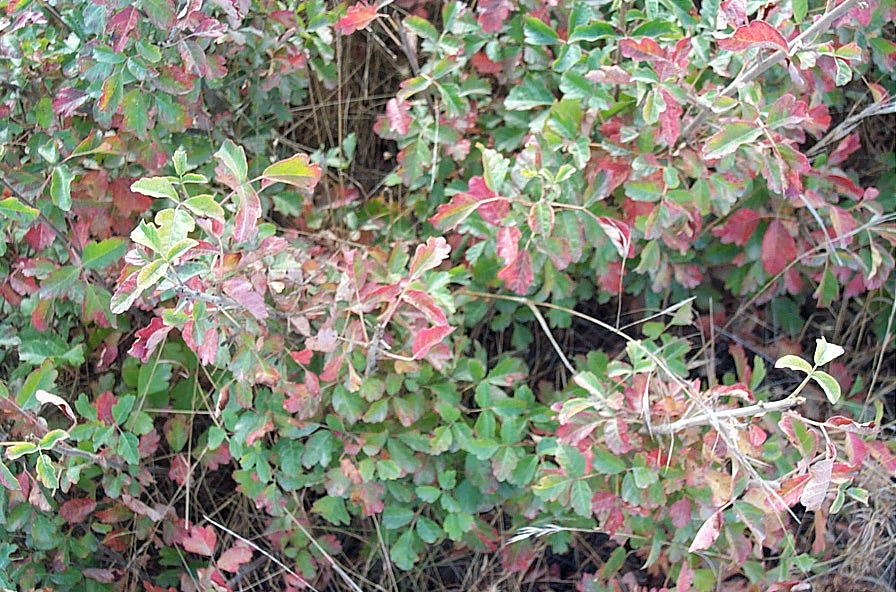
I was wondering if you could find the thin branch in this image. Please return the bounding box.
[652,395,805,435]
[201,514,318,592]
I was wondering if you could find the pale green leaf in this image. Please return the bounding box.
[811,371,841,404]
[774,355,813,375]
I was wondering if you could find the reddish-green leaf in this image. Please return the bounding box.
[181,525,217,556]
[223,277,268,321]
[717,21,788,53]
[408,236,451,279]
[688,510,722,552]
[335,2,379,35]
[261,153,322,190]
[703,122,763,160]
[218,544,253,573]
[761,220,797,276]
[412,325,454,359]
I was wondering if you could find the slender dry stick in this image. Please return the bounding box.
[202,514,318,591]
[284,502,385,592]
[525,301,575,374]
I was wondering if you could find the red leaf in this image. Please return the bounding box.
[121,494,164,522]
[717,21,788,53]
[619,38,666,62]
[669,498,692,528]
[496,226,521,265]
[182,322,218,366]
[466,176,508,225]
[476,0,513,33]
[385,98,412,135]
[712,209,759,246]
[497,250,534,294]
[128,317,173,363]
[222,277,268,321]
[720,0,746,27]
[168,454,191,486]
[828,205,857,246]
[677,561,694,592]
[799,458,833,510]
[218,543,253,573]
[138,429,161,458]
[829,133,861,165]
[688,509,722,552]
[233,187,262,243]
[60,498,97,524]
[335,2,378,35]
[761,220,797,275]
[408,236,451,278]
[402,290,448,325]
[658,89,683,145]
[53,88,90,118]
[412,325,455,359]
[430,193,479,230]
[290,349,313,365]
[108,7,141,52]
[95,391,117,425]
[112,177,152,217]
[181,525,217,556]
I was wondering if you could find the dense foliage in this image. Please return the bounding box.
[0,0,894,590]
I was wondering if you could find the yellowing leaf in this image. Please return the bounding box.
[261,153,322,190]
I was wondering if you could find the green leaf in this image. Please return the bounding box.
[570,480,592,517]
[118,432,140,464]
[774,355,813,374]
[382,505,415,529]
[415,516,443,543]
[703,123,764,160]
[377,459,402,480]
[404,16,438,42]
[312,495,351,525]
[50,166,74,211]
[6,443,39,460]
[480,146,509,192]
[390,530,420,571]
[82,238,127,270]
[504,76,555,110]
[261,153,321,190]
[568,21,616,42]
[215,140,248,184]
[792,0,807,21]
[0,460,20,490]
[443,512,473,541]
[130,177,179,200]
[0,197,40,223]
[813,337,844,367]
[592,449,626,474]
[38,429,69,450]
[122,89,149,139]
[165,238,199,262]
[556,444,586,478]
[573,371,605,397]
[524,16,559,44]
[112,394,136,425]
[136,259,168,293]
[35,455,58,489]
[184,195,225,221]
[130,220,164,253]
[811,371,841,404]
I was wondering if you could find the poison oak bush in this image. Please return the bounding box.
[0,0,894,590]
